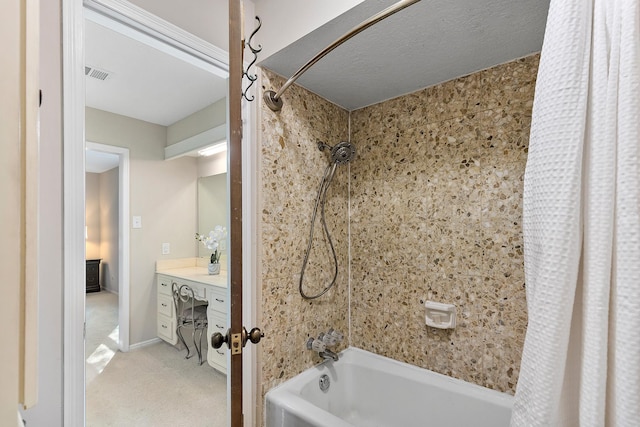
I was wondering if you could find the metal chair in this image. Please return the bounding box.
[172,283,208,365]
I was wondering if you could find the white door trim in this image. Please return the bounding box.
[62,0,87,424]
[63,1,256,426]
[85,142,130,353]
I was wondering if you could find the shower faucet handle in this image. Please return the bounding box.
[327,328,343,343]
[307,337,326,353]
[320,332,336,347]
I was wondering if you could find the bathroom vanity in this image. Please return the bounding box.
[156,258,228,373]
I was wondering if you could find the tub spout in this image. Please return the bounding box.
[319,349,339,362]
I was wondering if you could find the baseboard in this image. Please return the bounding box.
[101,286,119,296]
[128,337,161,350]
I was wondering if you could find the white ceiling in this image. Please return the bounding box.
[86,150,119,173]
[84,19,227,127]
[259,0,550,111]
[84,15,229,173]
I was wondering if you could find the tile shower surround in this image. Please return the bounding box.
[259,54,538,410]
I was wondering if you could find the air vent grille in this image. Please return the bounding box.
[85,66,112,81]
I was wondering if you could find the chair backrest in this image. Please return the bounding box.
[172,282,197,321]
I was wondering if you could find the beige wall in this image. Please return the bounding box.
[85,173,102,259]
[85,169,119,291]
[100,167,119,293]
[0,0,23,422]
[19,0,64,424]
[258,54,538,410]
[258,70,351,406]
[86,107,199,344]
[197,150,227,177]
[167,97,227,146]
[197,173,228,258]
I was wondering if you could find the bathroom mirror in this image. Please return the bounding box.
[197,172,228,258]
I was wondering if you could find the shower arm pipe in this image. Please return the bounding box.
[263,0,421,111]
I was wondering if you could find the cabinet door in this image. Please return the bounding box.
[157,314,177,345]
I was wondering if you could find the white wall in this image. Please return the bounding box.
[86,107,198,344]
[100,168,119,293]
[254,0,364,60]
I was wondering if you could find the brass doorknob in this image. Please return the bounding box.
[211,330,229,349]
[247,327,264,344]
[211,327,263,352]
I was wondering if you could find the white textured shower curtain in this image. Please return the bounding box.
[511,0,640,426]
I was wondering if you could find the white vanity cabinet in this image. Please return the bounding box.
[156,274,178,345]
[155,263,228,374]
[206,285,228,372]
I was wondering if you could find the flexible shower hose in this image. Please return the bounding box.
[299,162,339,299]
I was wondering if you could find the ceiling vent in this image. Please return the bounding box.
[85,65,112,81]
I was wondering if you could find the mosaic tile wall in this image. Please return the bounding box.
[349,54,538,394]
[258,70,350,400]
[258,54,539,415]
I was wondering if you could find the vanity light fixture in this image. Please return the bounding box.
[198,141,227,157]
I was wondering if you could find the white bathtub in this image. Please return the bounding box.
[265,347,513,427]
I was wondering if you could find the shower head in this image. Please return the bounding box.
[331,142,355,164]
[318,141,356,165]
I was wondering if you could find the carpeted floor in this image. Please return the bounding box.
[86,291,227,426]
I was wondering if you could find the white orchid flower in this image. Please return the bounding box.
[196,226,227,263]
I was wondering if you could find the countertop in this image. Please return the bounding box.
[156,258,228,288]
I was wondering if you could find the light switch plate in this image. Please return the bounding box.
[162,243,170,255]
[132,216,142,229]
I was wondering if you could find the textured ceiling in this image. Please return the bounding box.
[259,0,550,111]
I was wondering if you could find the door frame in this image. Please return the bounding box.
[62,0,258,425]
[85,142,130,352]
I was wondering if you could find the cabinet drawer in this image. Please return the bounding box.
[208,344,227,373]
[207,311,227,373]
[208,288,227,314]
[157,314,176,345]
[157,294,173,318]
[157,275,172,296]
[86,265,99,282]
[208,312,226,335]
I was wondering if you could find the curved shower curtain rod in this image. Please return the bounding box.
[263,0,422,112]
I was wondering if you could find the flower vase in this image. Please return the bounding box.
[208,263,221,275]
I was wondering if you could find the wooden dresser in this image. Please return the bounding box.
[86,259,101,293]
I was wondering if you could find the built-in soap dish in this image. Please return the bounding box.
[424,301,456,329]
